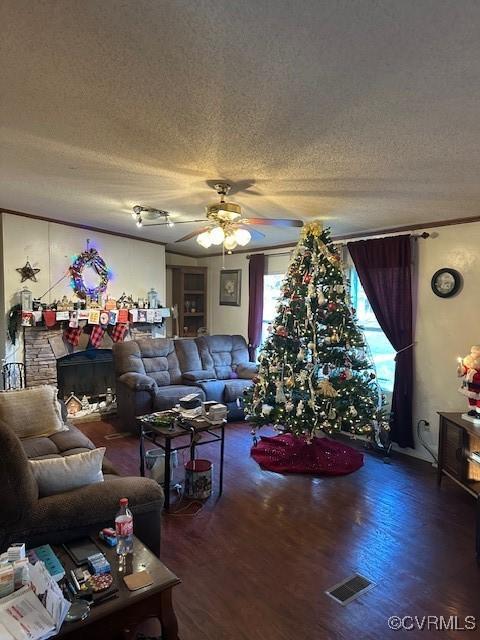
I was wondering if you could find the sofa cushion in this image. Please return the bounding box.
[21,424,96,460]
[113,338,182,386]
[174,338,204,372]
[196,335,250,379]
[224,379,253,403]
[0,385,67,439]
[153,385,206,411]
[30,448,106,497]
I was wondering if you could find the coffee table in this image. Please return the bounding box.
[56,535,180,639]
[138,413,226,511]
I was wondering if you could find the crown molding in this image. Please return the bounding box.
[0,207,167,247]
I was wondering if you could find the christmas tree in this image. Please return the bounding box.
[245,221,382,440]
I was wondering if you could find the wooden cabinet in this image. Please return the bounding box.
[171,266,207,337]
[438,412,480,561]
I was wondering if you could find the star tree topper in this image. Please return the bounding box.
[17,260,40,282]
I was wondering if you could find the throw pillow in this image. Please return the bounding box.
[29,447,106,497]
[0,385,68,439]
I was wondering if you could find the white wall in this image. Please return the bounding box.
[409,222,480,461]
[1,212,166,361]
[197,248,292,337]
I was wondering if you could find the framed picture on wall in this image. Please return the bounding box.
[219,269,242,306]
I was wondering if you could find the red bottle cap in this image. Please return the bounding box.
[119,497,128,506]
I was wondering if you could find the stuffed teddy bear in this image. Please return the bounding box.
[458,345,480,417]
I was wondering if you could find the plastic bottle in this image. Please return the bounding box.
[115,497,133,555]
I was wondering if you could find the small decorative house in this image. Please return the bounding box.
[65,392,83,415]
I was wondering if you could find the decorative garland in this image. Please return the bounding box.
[69,247,109,300]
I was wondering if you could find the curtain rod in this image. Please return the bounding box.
[246,232,430,258]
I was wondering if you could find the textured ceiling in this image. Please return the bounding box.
[1,0,480,255]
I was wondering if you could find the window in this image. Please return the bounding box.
[349,269,396,395]
[260,268,395,399]
[261,274,283,345]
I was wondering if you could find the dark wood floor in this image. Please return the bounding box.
[80,419,480,640]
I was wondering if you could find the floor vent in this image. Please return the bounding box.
[325,574,375,605]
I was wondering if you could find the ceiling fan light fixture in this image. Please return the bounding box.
[133,205,143,215]
[209,226,225,245]
[234,228,251,246]
[196,231,212,248]
[223,234,238,251]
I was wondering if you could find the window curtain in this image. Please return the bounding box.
[248,253,265,361]
[347,235,414,448]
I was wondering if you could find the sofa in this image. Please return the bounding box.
[0,410,164,556]
[113,335,257,432]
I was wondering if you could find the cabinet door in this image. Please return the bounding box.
[442,420,465,481]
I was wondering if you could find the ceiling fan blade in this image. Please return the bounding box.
[242,218,303,228]
[174,226,211,243]
[237,224,265,241]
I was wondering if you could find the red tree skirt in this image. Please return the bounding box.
[251,433,364,476]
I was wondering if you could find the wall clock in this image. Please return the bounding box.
[431,268,462,298]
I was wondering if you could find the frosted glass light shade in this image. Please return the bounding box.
[197,231,212,248]
[223,234,238,251]
[209,226,225,245]
[234,228,251,246]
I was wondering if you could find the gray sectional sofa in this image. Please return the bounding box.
[113,334,257,433]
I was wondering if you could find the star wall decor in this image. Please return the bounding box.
[16,260,40,282]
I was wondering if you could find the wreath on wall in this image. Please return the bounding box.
[69,247,109,300]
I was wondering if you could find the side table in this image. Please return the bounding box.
[56,535,180,639]
[138,414,226,511]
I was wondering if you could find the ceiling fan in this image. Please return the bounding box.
[132,182,303,253]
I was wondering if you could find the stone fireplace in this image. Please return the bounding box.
[24,324,157,398]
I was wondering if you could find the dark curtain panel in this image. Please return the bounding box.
[248,253,265,361]
[347,235,414,448]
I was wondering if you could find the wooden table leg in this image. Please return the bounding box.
[159,587,180,640]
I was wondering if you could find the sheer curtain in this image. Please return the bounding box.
[247,253,265,361]
[347,235,414,448]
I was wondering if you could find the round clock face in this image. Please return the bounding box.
[431,268,461,298]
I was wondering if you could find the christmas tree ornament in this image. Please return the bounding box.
[345,368,353,380]
[303,273,312,284]
[328,407,337,420]
[327,302,337,312]
[349,406,358,417]
[296,400,305,417]
[340,370,347,381]
[307,341,315,351]
[275,325,288,337]
[16,260,40,283]
[275,381,287,404]
[297,348,305,361]
[285,401,294,412]
[261,404,273,417]
[317,290,326,305]
[317,379,338,397]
